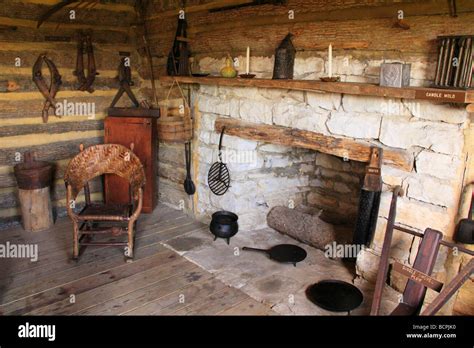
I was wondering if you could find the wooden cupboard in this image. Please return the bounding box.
[104,108,159,213]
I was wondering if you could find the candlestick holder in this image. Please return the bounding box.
[239,74,256,79]
[320,76,340,82]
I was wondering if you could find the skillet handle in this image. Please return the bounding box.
[242,247,268,254]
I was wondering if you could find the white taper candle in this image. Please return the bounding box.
[246,46,250,74]
[328,43,333,78]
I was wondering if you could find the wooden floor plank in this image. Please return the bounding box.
[2,249,180,315]
[27,253,193,315]
[0,204,274,316]
[218,297,274,316]
[171,287,249,315]
[0,206,188,277]
[0,221,205,302]
[79,266,214,315]
[122,277,228,315]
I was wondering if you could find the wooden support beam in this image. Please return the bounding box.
[10,0,135,13]
[186,0,474,35]
[147,0,254,20]
[214,118,413,171]
[0,16,129,33]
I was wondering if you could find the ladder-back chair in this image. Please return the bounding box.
[64,143,145,261]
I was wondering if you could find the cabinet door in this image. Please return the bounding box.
[104,116,156,213]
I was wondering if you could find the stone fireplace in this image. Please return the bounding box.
[168,70,472,314]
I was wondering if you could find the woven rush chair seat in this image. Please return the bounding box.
[64,144,145,261]
[79,203,132,220]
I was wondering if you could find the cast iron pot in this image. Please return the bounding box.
[210,211,238,245]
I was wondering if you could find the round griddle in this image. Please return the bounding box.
[242,244,307,266]
[306,280,363,312]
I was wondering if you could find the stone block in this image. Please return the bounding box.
[198,95,230,115]
[378,192,452,232]
[407,176,458,208]
[198,85,219,96]
[415,151,463,181]
[355,248,380,282]
[379,116,463,155]
[299,163,315,174]
[263,154,293,168]
[307,190,338,208]
[258,143,292,153]
[199,113,218,132]
[229,180,258,197]
[239,99,273,124]
[220,134,258,151]
[257,176,308,194]
[343,94,391,114]
[381,165,410,187]
[306,92,341,111]
[197,146,215,164]
[327,111,381,139]
[273,101,329,134]
[403,100,467,124]
[315,153,351,172]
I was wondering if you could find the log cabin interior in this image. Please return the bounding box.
[0,0,473,321]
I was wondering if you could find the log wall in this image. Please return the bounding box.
[0,0,143,228]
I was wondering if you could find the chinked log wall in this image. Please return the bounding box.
[0,0,143,228]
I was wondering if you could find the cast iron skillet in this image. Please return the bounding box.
[306,280,363,312]
[242,244,307,266]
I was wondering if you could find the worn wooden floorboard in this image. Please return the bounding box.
[0,210,191,284]
[0,204,274,315]
[0,221,205,305]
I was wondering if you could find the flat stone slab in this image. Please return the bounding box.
[162,224,399,315]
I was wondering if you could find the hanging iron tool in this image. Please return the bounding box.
[110,57,139,108]
[167,1,191,76]
[352,147,383,248]
[32,54,62,123]
[74,32,98,93]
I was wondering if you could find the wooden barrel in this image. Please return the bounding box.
[157,105,193,142]
[14,152,54,232]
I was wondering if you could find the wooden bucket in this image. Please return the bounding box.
[157,79,193,143]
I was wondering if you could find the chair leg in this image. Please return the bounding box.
[72,221,79,260]
[125,221,135,262]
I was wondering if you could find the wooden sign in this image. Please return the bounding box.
[393,262,444,292]
[415,89,467,103]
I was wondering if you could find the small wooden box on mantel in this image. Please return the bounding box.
[104,107,160,213]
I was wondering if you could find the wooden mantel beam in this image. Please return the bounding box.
[215,118,414,172]
[161,76,474,104]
